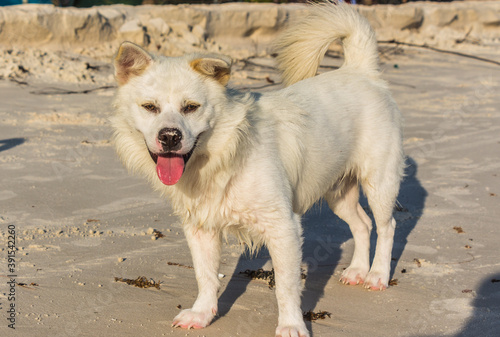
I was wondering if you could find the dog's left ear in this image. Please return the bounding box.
[114,42,153,86]
[190,56,232,86]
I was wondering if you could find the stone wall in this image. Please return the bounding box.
[1,2,499,57]
[0,2,498,83]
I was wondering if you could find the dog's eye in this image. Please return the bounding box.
[142,103,159,114]
[182,103,200,114]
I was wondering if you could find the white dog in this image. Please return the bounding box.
[110,2,404,336]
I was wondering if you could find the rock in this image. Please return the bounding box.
[0,3,498,51]
[170,21,200,46]
[361,5,424,30]
[0,2,498,85]
[169,21,190,36]
[146,17,170,35]
[118,19,144,45]
[192,24,206,41]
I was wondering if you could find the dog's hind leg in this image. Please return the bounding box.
[361,159,402,291]
[172,226,221,329]
[325,177,372,286]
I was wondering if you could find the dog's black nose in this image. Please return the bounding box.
[158,128,182,151]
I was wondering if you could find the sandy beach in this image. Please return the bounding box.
[1,2,499,336]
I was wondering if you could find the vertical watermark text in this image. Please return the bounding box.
[6,223,17,329]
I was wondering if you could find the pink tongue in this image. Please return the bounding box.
[156,154,185,185]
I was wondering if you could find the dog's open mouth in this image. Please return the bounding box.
[148,138,198,186]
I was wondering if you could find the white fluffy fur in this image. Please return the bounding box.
[275,1,380,86]
[111,3,404,337]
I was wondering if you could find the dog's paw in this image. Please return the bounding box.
[172,308,215,329]
[339,266,368,285]
[364,270,389,291]
[276,324,310,337]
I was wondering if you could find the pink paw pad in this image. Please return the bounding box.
[172,308,215,330]
[174,323,203,329]
[364,279,388,291]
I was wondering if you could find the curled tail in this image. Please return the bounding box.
[275,2,379,86]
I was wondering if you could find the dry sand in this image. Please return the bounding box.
[1,2,500,337]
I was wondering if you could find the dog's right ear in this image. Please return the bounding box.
[114,42,153,86]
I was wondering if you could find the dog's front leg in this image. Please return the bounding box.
[172,226,221,329]
[266,214,310,337]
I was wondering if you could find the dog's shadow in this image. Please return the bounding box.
[409,272,500,337]
[217,157,426,336]
[0,138,25,153]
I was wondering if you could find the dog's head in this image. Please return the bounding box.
[113,42,232,186]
